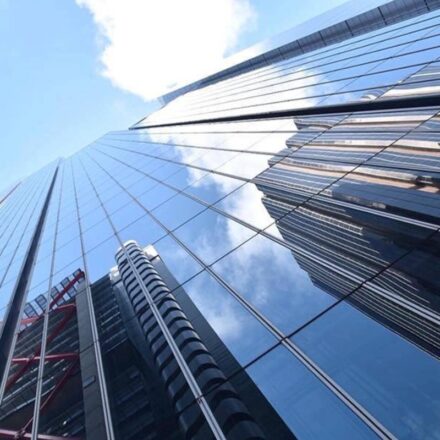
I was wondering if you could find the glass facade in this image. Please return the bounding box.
[0,1,440,438]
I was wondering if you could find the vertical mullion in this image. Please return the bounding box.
[30,162,65,440]
[0,164,59,402]
[70,158,115,440]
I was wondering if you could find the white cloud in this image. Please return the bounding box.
[76,0,256,100]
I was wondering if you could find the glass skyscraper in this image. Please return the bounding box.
[0,0,440,438]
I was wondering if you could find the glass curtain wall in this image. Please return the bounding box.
[0,4,439,439]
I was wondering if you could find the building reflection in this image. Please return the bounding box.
[0,270,86,438]
[0,246,295,439]
[255,107,440,358]
[112,241,293,440]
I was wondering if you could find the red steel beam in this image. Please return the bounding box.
[2,272,84,438]
[12,352,78,365]
[6,307,76,391]
[21,360,79,433]
[49,271,84,309]
[20,303,77,326]
[20,316,41,326]
[19,274,83,333]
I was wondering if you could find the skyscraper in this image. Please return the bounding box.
[1,0,440,438]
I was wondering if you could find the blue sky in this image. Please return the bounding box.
[0,0,347,189]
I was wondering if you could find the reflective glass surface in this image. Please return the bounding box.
[1,4,440,439]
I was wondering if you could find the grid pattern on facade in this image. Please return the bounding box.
[0,2,439,439]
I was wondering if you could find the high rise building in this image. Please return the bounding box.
[0,0,440,438]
